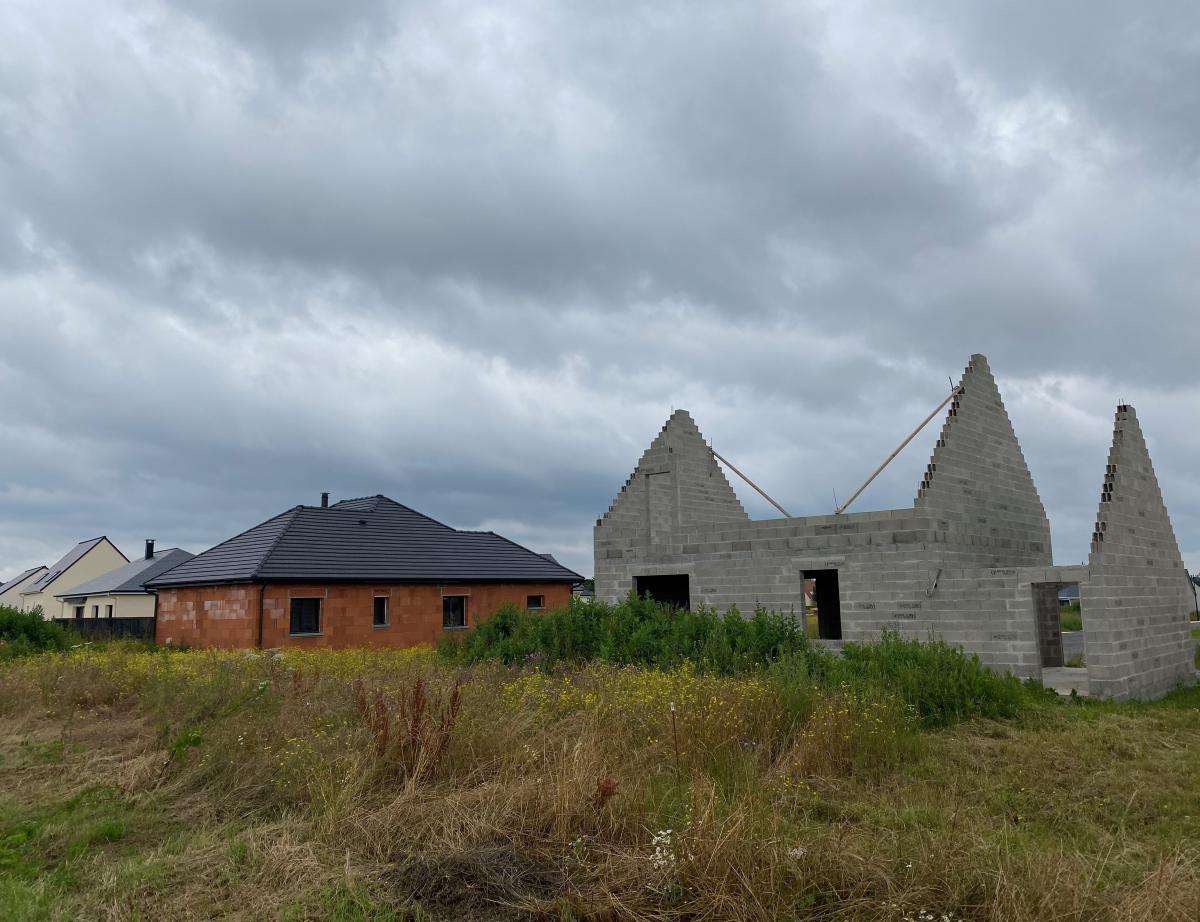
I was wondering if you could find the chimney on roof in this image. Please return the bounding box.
[144,539,155,560]
[320,492,330,508]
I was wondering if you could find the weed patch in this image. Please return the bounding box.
[0,644,1197,920]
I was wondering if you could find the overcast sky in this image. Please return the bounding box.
[2,1,1198,582]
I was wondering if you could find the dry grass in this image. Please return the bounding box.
[0,645,1197,921]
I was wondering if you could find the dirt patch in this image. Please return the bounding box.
[391,842,567,921]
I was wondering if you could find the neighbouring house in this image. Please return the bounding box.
[1058,584,1080,606]
[55,541,194,622]
[145,494,583,649]
[0,565,48,608]
[17,537,129,616]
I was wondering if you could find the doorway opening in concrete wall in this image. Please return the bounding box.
[802,569,842,640]
[1032,582,1084,667]
[634,574,690,611]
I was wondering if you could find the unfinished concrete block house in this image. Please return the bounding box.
[595,354,1196,700]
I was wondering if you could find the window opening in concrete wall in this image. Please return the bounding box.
[802,569,842,640]
[634,574,691,611]
[290,597,322,635]
[92,604,99,618]
[74,605,83,619]
[443,595,467,629]
[105,604,113,619]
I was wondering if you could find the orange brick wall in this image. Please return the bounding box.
[155,585,260,648]
[155,582,573,649]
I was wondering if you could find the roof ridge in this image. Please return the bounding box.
[372,495,459,532]
[28,536,127,591]
[251,506,306,579]
[179,506,302,573]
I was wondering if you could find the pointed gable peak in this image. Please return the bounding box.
[914,353,1051,562]
[597,408,749,531]
[968,352,991,371]
[1088,404,1184,567]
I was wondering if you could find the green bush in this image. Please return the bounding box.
[443,598,1039,728]
[439,594,810,674]
[828,631,1031,727]
[0,605,74,659]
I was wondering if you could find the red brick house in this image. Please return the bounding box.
[146,495,582,649]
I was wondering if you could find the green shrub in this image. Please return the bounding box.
[0,605,74,659]
[441,594,810,674]
[827,631,1030,727]
[445,600,1044,728]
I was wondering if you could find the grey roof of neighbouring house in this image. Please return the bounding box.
[1058,583,1081,601]
[55,549,196,599]
[145,495,584,588]
[22,537,127,593]
[0,565,47,597]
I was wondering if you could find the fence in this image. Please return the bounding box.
[54,617,155,642]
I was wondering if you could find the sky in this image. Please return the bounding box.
[1,0,1198,581]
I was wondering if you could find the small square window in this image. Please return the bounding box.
[373,596,389,627]
[526,595,545,611]
[290,597,321,635]
[105,604,113,619]
[442,595,467,629]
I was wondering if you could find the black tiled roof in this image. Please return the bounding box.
[56,549,196,599]
[146,496,583,587]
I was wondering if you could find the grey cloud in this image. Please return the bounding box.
[1,0,1198,581]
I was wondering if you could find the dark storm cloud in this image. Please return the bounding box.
[1,0,1198,579]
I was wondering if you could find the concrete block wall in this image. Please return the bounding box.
[1081,406,1195,700]
[596,359,1195,699]
[916,355,1053,568]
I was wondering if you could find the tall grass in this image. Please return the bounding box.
[2,644,1197,921]
[443,595,1039,728]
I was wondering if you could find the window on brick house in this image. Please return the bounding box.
[526,595,545,611]
[373,596,389,627]
[290,597,321,635]
[442,595,467,629]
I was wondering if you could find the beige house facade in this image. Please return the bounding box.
[57,543,193,621]
[18,537,128,617]
[0,566,48,608]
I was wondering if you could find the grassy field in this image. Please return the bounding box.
[0,639,1198,922]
